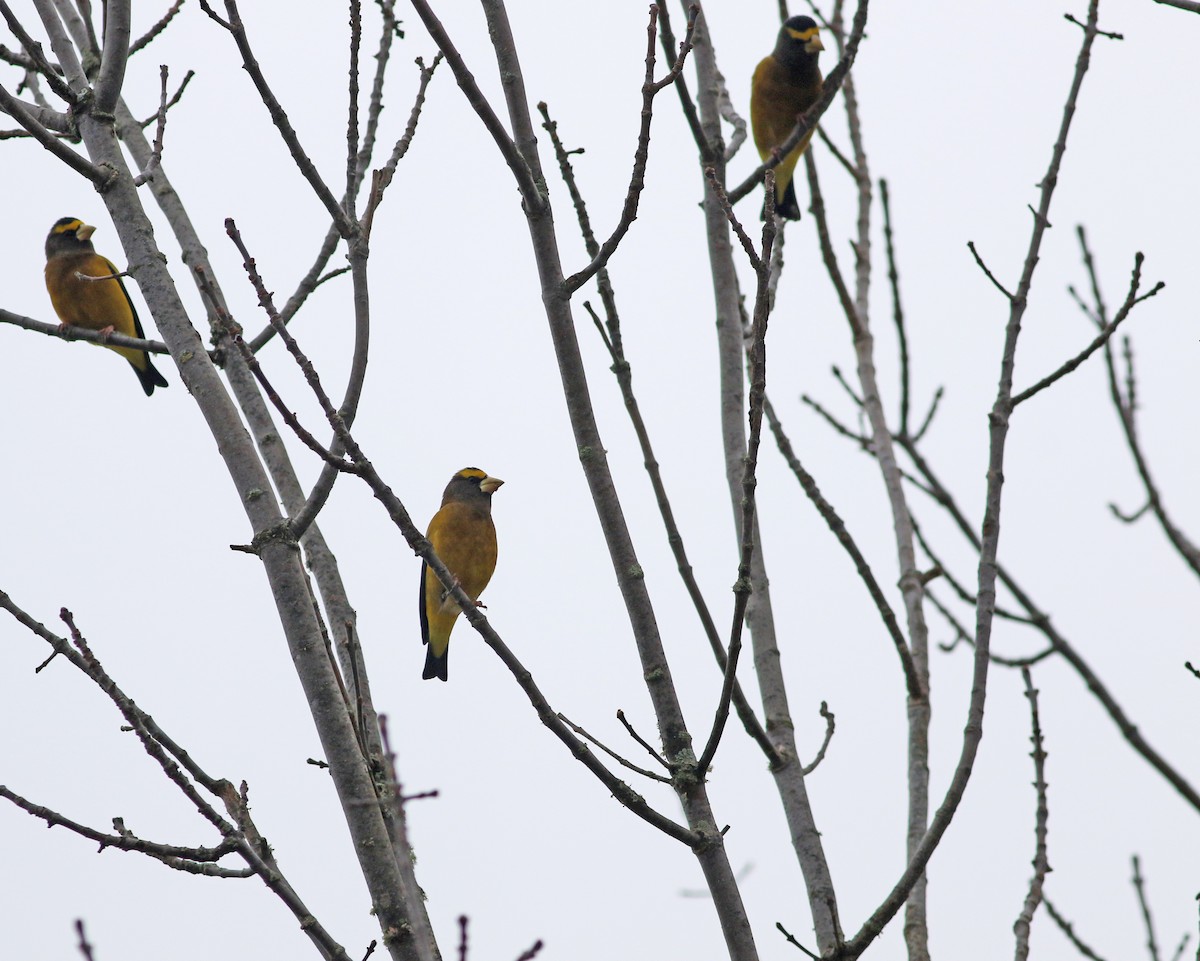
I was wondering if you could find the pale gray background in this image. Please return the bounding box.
[1,1,1197,958]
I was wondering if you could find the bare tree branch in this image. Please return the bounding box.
[1013,667,1051,961]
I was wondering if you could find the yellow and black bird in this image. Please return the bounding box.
[420,468,504,681]
[44,217,169,396]
[750,16,825,220]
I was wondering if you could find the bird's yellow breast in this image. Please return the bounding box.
[426,500,498,610]
[750,56,822,161]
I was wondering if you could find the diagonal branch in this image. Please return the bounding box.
[563,5,697,294]
[405,0,542,209]
[199,0,355,236]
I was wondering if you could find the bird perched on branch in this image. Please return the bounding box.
[44,217,169,396]
[420,468,504,681]
[750,16,825,220]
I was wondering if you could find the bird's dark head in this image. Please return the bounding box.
[443,467,504,510]
[45,217,97,259]
[775,16,824,67]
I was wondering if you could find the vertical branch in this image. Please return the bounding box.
[345,0,363,219]
[1132,856,1162,961]
[1013,667,1050,961]
[92,0,131,115]
[415,3,760,957]
[823,7,934,955]
[843,3,1108,956]
[689,1,843,952]
[24,4,436,953]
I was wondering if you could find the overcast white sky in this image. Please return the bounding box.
[2,2,1199,959]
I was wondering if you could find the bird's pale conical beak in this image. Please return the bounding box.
[76,223,96,241]
[480,476,504,494]
[805,34,824,53]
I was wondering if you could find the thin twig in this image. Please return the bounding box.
[800,703,836,775]
[405,0,543,209]
[539,102,778,765]
[616,710,670,770]
[880,179,911,434]
[130,0,186,55]
[133,64,170,186]
[563,5,697,294]
[1044,898,1110,961]
[1013,667,1051,961]
[696,170,777,776]
[1014,252,1163,407]
[557,714,671,783]
[967,240,1014,300]
[766,396,921,697]
[1132,855,1162,961]
[199,0,355,236]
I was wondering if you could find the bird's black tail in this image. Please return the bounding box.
[422,646,448,682]
[135,354,170,396]
[776,179,802,220]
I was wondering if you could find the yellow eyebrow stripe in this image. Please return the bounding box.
[787,27,820,41]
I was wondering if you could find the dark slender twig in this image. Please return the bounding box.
[133,65,170,186]
[0,3,78,103]
[805,152,863,339]
[1013,667,1051,961]
[130,0,186,55]
[557,714,671,783]
[1074,227,1200,578]
[1133,855,1162,961]
[199,0,355,236]
[563,6,697,294]
[0,786,248,874]
[656,3,708,159]
[1064,12,1124,38]
[540,103,778,765]
[911,386,943,443]
[775,922,821,959]
[802,393,869,446]
[801,703,836,775]
[696,169,777,777]
[512,941,545,961]
[927,589,1055,668]
[75,920,96,961]
[765,396,921,697]
[816,125,859,180]
[405,0,542,209]
[967,240,1014,300]
[616,710,670,770]
[880,179,911,434]
[249,52,439,353]
[1013,252,1163,407]
[138,69,195,127]
[830,365,864,408]
[1043,898,1110,961]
